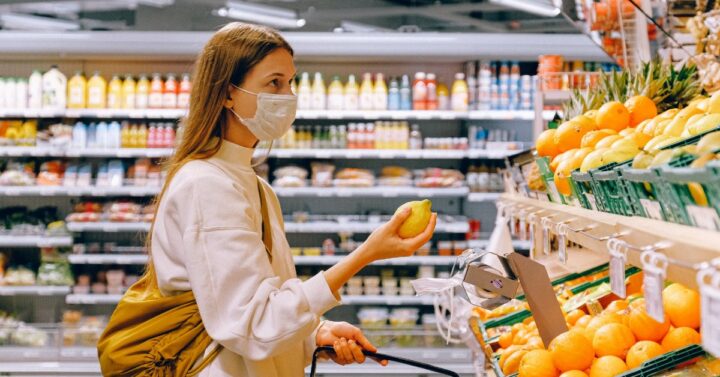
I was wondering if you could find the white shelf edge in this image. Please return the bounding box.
[68,254,148,265]
[0,186,161,197]
[342,295,434,305]
[273,186,470,198]
[0,286,71,296]
[294,255,458,266]
[66,222,151,233]
[0,235,73,247]
[466,192,502,202]
[285,221,468,233]
[467,239,532,249]
[65,294,123,305]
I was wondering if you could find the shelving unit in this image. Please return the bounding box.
[0,235,73,248]
[65,254,461,266]
[0,286,71,296]
[273,186,470,198]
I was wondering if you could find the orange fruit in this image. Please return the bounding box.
[513,329,530,345]
[628,299,671,342]
[519,349,560,377]
[596,101,631,131]
[570,147,594,167]
[527,336,545,349]
[537,129,562,158]
[629,130,653,149]
[499,331,514,349]
[626,341,664,369]
[662,283,701,329]
[549,331,595,372]
[560,371,589,377]
[554,157,579,197]
[566,309,586,326]
[589,355,629,377]
[575,315,593,328]
[499,345,524,368]
[585,312,623,340]
[604,300,628,314]
[626,272,644,296]
[661,327,701,352]
[551,149,576,172]
[581,129,617,148]
[554,120,597,152]
[592,323,636,358]
[503,348,530,375]
[625,95,658,127]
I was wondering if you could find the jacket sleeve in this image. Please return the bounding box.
[180,174,340,360]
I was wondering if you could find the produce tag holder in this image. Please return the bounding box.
[639,199,664,221]
[518,209,527,241]
[698,262,720,357]
[686,205,720,231]
[641,249,669,323]
[541,216,554,256]
[607,238,628,298]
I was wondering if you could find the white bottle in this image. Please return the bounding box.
[42,65,67,110]
[107,121,121,149]
[343,74,359,111]
[28,70,43,109]
[297,72,311,110]
[372,73,388,111]
[327,76,344,111]
[96,121,108,149]
[4,78,16,109]
[0,79,6,109]
[72,122,87,149]
[310,72,326,110]
[15,78,28,109]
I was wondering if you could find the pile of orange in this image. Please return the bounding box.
[494,282,703,377]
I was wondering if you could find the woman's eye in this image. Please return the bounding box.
[269,79,279,87]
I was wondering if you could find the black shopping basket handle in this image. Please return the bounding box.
[309,346,460,377]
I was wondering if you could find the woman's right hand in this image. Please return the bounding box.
[358,207,437,263]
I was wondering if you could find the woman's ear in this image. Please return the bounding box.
[224,86,235,109]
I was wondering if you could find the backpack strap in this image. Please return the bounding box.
[257,178,273,263]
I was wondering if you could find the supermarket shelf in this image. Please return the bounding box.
[295,109,464,120]
[466,192,502,202]
[0,185,161,197]
[65,294,122,305]
[0,235,73,247]
[466,149,523,159]
[0,108,186,119]
[294,255,458,266]
[68,254,148,265]
[501,195,720,290]
[66,222,151,233]
[268,148,468,159]
[285,221,468,234]
[467,239,532,250]
[0,286,71,296]
[342,295,434,305]
[0,146,173,158]
[273,186,470,198]
[542,90,572,104]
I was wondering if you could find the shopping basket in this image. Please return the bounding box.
[309,346,460,377]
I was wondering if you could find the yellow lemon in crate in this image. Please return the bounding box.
[697,131,720,154]
[395,199,432,238]
[707,90,720,113]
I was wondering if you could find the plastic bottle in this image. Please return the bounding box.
[87,72,107,109]
[120,122,130,148]
[107,75,123,109]
[409,124,422,150]
[15,78,27,109]
[96,121,108,148]
[412,72,427,110]
[4,78,16,109]
[87,122,97,148]
[147,124,157,148]
[122,75,136,109]
[28,70,43,109]
[177,73,191,109]
[387,77,400,111]
[0,79,5,109]
[343,74,359,111]
[128,124,139,148]
[359,73,374,111]
[338,125,347,149]
[42,65,67,110]
[327,76,344,111]
[451,73,469,112]
[499,62,510,87]
[372,73,388,111]
[437,83,449,111]
[67,71,87,109]
[163,74,178,109]
[426,73,438,110]
[399,74,412,111]
[164,124,175,147]
[135,74,150,109]
[310,72,326,110]
[72,122,87,149]
[108,121,121,149]
[148,73,164,109]
[297,72,311,110]
[138,123,148,148]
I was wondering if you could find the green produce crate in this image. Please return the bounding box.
[589,160,638,216]
[617,344,706,377]
[619,167,670,222]
[571,169,602,211]
[535,157,564,204]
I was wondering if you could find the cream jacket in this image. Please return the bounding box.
[151,139,340,377]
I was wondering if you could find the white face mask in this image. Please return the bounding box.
[228,85,297,141]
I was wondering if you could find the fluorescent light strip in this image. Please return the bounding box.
[216,7,305,29]
[0,13,80,31]
[489,0,560,17]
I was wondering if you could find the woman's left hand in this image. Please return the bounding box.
[315,321,388,366]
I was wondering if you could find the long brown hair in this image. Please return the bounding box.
[144,23,293,287]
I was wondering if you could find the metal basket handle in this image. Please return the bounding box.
[309,346,460,377]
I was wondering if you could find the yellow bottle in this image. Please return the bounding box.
[107,75,123,109]
[87,72,107,109]
[359,73,374,111]
[122,75,136,109]
[135,74,150,109]
[373,73,388,111]
[67,71,87,109]
[451,73,469,112]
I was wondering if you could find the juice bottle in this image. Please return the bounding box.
[177,73,191,109]
[164,125,176,147]
[120,123,130,148]
[121,75,136,109]
[163,74,178,109]
[87,72,107,109]
[108,121,121,149]
[147,124,157,148]
[343,74,359,111]
[28,70,43,109]
[327,76,344,111]
[137,123,148,148]
[310,72,326,110]
[387,77,400,111]
[128,124,139,148]
[72,121,87,149]
[42,65,67,110]
[426,73,438,110]
[96,121,108,148]
[409,124,422,150]
[399,74,411,110]
[412,72,427,110]
[437,83,450,110]
[372,73,388,111]
[297,72,311,110]
[107,75,123,109]
[359,73,373,111]
[135,74,150,109]
[451,73,469,112]
[15,78,28,109]
[67,71,87,109]
[4,78,16,109]
[148,73,164,109]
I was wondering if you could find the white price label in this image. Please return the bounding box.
[315,151,332,159]
[528,218,536,259]
[546,180,562,203]
[585,194,597,210]
[643,269,665,323]
[381,191,399,198]
[317,190,333,197]
[558,232,567,264]
[386,297,402,305]
[610,256,626,298]
[686,205,720,231]
[640,199,664,221]
[543,224,551,256]
[510,213,517,236]
[519,216,527,241]
[699,269,720,357]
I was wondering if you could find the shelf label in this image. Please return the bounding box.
[381,191,399,197]
[699,267,720,357]
[640,199,663,221]
[386,297,402,305]
[315,151,332,159]
[116,149,134,158]
[103,224,119,232]
[585,194,597,209]
[608,239,627,298]
[541,218,552,256]
[317,190,334,197]
[4,187,21,196]
[363,113,380,120]
[686,205,720,231]
[642,251,667,323]
[557,229,567,264]
[545,180,562,203]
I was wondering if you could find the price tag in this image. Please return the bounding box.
[386,296,402,305]
[451,351,467,359]
[315,151,332,159]
[4,187,21,196]
[686,205,720,231]
[542,219,551,256]
[415,112,432,120]
[640,199,664,221]
[363,113,380,120]
[103,224,119,232]
[116,149,134,158]
[698,267,720,357]
[381,190,399,198]
[557,224,567,264]
[509,211,517,237]
[545,180,562,203]
[642,251,668,323]
[519,214,527,241]
[585,194,597,210]
[528,214,537,259]
[317,190,333,197]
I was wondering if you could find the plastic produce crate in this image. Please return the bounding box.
[570,169,601,211]
[617,344,706,377]
[618,166,668,221]
[535,157,564,204]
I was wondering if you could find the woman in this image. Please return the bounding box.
[149,22,437,376]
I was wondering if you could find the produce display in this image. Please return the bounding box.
[0,207,66,236]
[65,201,154,223]
[0,312,48,347]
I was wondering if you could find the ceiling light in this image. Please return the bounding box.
[489,0,561,17]
[215,1,305,29]
[0,13,80,31]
